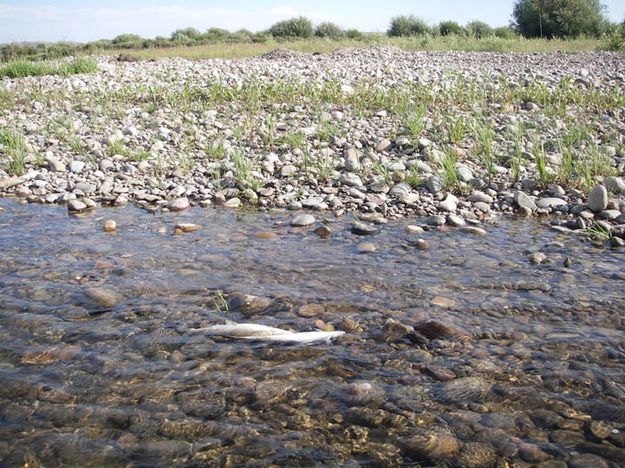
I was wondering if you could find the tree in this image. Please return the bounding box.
[466,20,494,38]
[315,22,345,39]
[388,16,431,37]
[269,17,314,38]
[512,0,607,38]
[439,21,465,36]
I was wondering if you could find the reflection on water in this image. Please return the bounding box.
[1,199,624,466]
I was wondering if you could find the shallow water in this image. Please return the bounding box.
[1,199,624,466]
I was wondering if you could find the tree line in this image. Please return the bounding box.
[1,0,623,61]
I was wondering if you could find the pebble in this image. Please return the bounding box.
[84,287,122,307]
[588,184,608,212]
[69,160,86,173]
[351,221,378,236]
[168,197,189,212]
[291,214,315,227]
[536,197,568,209]
[103,219,117,232]
[461,226,487,235]
[406,225,424,234]
[313,225,332,238]
[67,199,87,213]
[605,176,625,194]
[438,194,458,212]
[529,252,547,264]
[358,242,377,253]
[175,223,200,233]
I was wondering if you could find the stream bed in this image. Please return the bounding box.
[1,199,624,466]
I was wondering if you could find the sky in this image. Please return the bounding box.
[1,0,624,43]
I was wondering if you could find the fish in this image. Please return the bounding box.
[242,330,345,345]
[189,322,345,345]
[189,323,291,337]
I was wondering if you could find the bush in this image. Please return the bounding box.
[202,28,230,42]
[466,20,494,38]
[315,22,345,39]
[600,19,625,51]
[494,26,518,39]
[512,0,607,38]
[171,28,201,42]
[269,17,314,38]
[345,29,365,40]
[439,21,465,36]
[388,15,431,37]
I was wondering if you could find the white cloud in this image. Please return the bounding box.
[268,5,299,17]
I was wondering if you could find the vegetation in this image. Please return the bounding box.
[0,57,97,78]
[512,0,607,38]
[269,17,314,39]
[439,21,465,36]
[0,128,27,176]
[315,22,345,39]
[467,20,494,38]
[388,15,432,37]
[600,18,625,51]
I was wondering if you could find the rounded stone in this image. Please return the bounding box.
[103,219,117,232]
[291,214,315,227]
[168,197,190,212]
[588,185,608,212]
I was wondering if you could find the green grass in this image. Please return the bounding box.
[0,127,27,176]
[99,35,602,61]
[0,57,96,78]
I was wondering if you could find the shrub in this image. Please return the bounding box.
[439,20,465,36]
[269,17,314,38]
[388,15,431,37]
[203,28,230,42]
[315,22,345,39]
[345,29,365,40]
[494,26,518,39]
[171,27,201,42]
[467,20,494,38]
[512,0,607,38]
[599,19,625,51]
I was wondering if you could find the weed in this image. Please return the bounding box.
[0,127,27,176]
[373,163,392,185]
[211,290,229,313]
[406,166,421,188]
[280,130,306,149]
[206,140,227,160]
[232,151,261,190]
[438,150,460,191]
[583,223,613,241]
[107,139,127,157]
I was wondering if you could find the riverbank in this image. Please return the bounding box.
[1,47,624,245]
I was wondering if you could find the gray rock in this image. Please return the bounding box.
[514,191,537,211]
[426,175,443,194]
[375,139,392,152]
[447,214,466,227]
[69,160,86,173]
[536,197,567,209]
[168,197,190,211]
[344,148,361,171]
[438,194,458,212]
[67,199,87,212]
[604,176,625,194]
[456,163,473,182]
[529,252,547,264]
[461,226,487,235]
[588,184,608,212]
[45,155,66,172]
[426,215,446,226]
[339,173,363,187]
[351,221,378,236]
[467,191,493,204]
[84,287,122,307]
[291,214,315,227]
[389,183,411,198]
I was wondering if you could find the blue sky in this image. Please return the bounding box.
[1,0,624,43]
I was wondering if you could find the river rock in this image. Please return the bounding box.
[84,287,122,307]
[67,199,87,213]
[536,197,567,209]
[351,221,377,236]
[69,160,86,173]
[344,148,361,171]
[588,185,608,212]
[438,194,458,212]
[291,214,315,227]
[168,197,189,211]
[514,190,537,211]
[45,155,66,172]
[605,176,625,194]
[103,219,117,232]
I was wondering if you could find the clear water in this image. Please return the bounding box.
[1,199,624,466]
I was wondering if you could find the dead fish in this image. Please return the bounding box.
[243,330,345,344]
[189,322,345,345]
[189,323,291,337]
